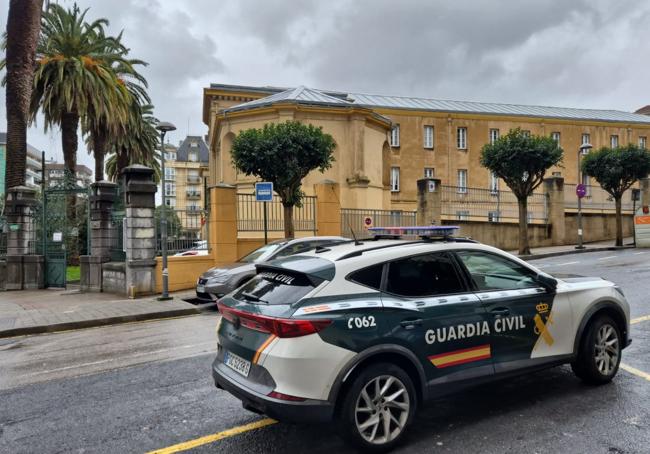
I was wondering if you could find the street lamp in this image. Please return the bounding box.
[156,121,176,300]
[576,142,593,249]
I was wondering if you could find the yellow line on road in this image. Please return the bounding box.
[146,418,277,454]
[631,315,650,325]
[620,363,650,382]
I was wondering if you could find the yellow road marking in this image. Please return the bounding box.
[146,418,277,454]
[620,363,650,382]
[631,315,650,325]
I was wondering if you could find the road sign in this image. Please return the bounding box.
[576,183,587,199]
[255,182,273,202]
[363,216,373,229]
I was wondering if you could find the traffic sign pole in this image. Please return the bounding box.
[576,183,586,249]
[263,202,268,245]
[255,182,273,244]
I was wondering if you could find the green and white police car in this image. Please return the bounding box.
[212,227,631,452]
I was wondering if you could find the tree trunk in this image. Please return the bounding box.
[517,196,530,255]
[283,203,295,239]
[615,196,623,247]
[93,131,106,181]
[116,147,130,179]
[61,111,79,181]
[4,0,43,190]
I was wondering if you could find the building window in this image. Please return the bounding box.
[457,127,467,150]
[457,169,467,193]
[165,151,176,161]
[164,167,175,181]
[165,197,176,207]
[456,210,469,221]
[581,133,591,154]
[390,167,400,192]
[551,132,561,144]
[164,183,176,197]
[489,172,499,193]
[423,125,434,149]
[522,130,531,137]
[391,124,400,147]
[489,129,500,145]
[640,136,647,149]
[610,135,619,148]
[189,151,198,162]
[488,211,500,223]
[424,167,434,179]
[552,171,562,177]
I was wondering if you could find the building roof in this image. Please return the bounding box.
[176,135,209,163]
[225,86,353,113]
[210,83,650,125]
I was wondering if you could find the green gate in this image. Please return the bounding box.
[42,181,90,288]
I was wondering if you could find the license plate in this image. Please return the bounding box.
[224,350,251,377]
[197,285,205,293]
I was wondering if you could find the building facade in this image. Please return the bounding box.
[202,84,650,211]
[0,133,43,196]
[44,162,92,188]
[164,136,210,234]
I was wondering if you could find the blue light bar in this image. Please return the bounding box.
[368,226,460,238]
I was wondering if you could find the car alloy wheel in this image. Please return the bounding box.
[594,323,619,376]
[354,375,410,445]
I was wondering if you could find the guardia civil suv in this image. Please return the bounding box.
[212,227,631,452]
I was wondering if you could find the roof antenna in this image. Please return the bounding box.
[329,185,361,245]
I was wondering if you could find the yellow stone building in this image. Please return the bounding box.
[202,83,650,210]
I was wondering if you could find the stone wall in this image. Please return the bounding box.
[102,262,126,295]
[565,212,634,244]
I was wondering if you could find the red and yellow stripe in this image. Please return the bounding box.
[428,344,491,368]
[252,334,276,364]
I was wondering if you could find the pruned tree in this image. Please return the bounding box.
[581,144,650,246]
[231,121,336,238]
[481,128,563,255]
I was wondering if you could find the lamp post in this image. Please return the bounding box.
[576,142,593,249]
[156,121,176,300]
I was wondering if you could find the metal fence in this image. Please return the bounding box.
[341,208,417,238]
[156,207,210,256]
[237,193,317,233]
[564,184,636,212]
[441,185,548,223]
[0,215,6,259]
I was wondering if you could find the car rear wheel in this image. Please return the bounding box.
[571,315,621,385]
[337,362,416,453]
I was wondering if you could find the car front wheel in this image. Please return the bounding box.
[337,362,416,453]
[571,315,622,384]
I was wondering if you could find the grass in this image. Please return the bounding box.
[66,265,80,282]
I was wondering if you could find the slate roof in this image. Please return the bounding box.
[211,84,650,125]
[176,135,209,163]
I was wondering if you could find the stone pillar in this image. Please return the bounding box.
[314,180,341,236]
[543,176,566,245]
[209,183,238,265]
[4,186,42,290]
[640,178,650,209]
[80,181,119,292]
[416,178,442,225]
[123,165,157,296]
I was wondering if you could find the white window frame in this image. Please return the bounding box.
[423,125,434,149]
[391,124,400,147]
[489,171,499,193]
[424,167,434,179]
[164,182,176,197]
[164,167,175,181]
[457,127,467,150]
[165,197,176,207]
[581,133,591,154]
[456,210,469,221]
[457,169,467,193]
[610,135,619,148]
[522,130,531,137]
[489,128,500,145]
[640,136,647,149]
[390,167,400,192]
[551,132,561,144]
[488,211,500,223]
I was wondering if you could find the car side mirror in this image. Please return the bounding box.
[536,274,557,292]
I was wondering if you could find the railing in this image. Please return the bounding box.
[441,185,548,223]
[564,184,635,212]
[341,208,417,239]
[0,215,6,259]
[186,191,201,199]
[156,208,210,256]
[237,193,317,233]
[109,211,125,261]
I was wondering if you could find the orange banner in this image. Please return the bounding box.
[635,216,650,225]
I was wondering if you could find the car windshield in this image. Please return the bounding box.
[239,241,285,263]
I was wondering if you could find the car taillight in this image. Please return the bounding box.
[267,391,306,402]
[217,303,331,338]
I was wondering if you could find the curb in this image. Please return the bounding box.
[518,245,634,261]
[0,306,200,339]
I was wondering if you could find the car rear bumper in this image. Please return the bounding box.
[212,358,334,423]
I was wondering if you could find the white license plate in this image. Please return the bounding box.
[197,285,205,293]
[224,350,251,377]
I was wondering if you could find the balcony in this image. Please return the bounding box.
[186,191,201,199]
[187,175,201,184]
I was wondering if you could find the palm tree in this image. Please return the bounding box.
[30,3,123,181]
[2,0,44,190]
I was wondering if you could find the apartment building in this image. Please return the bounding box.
[0,133,43,196]
[44,162,92,188]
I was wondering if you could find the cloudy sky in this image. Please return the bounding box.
[2,0,650,175]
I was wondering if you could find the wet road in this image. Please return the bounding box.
[1,249,650,453]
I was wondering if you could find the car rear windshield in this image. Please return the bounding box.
[239,242,285,263]
[232,270,316,305]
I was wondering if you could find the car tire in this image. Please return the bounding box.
[337,362,416,453]
[571,315,622,385]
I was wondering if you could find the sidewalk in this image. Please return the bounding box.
[0,289,201,339]
[511,237,635,260]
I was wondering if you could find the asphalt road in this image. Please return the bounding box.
[1,249,650,454]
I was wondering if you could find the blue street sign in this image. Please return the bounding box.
[255,182,274,202]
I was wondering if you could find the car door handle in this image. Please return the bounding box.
[490,307,510,317]
[400,319,423,330]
